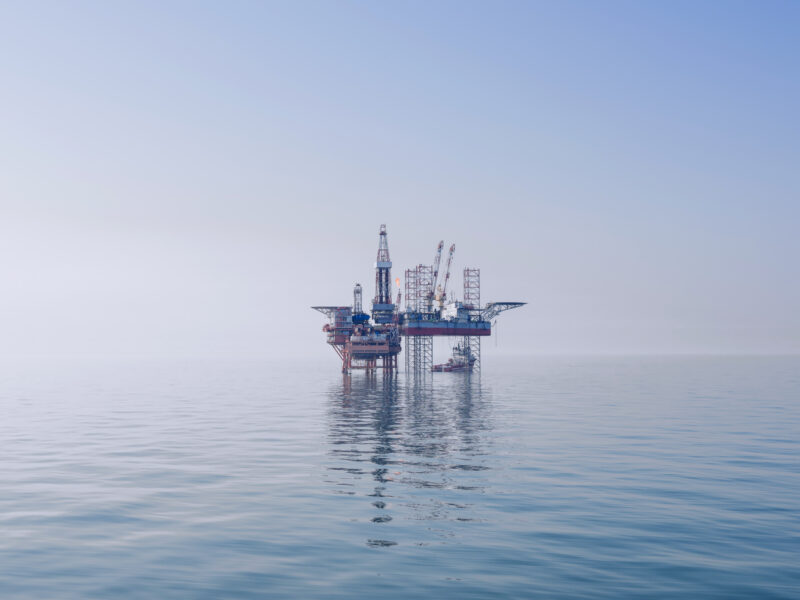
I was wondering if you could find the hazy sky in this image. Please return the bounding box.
[1,1,798,359]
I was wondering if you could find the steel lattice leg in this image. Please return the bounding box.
[421,336,433,373]
[404,336,431,377]
[463,336,481,374]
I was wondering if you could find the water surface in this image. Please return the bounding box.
[1,355,798,598]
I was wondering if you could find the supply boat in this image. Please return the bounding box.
[432,341,476,372]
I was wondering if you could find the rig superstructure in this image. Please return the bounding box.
[313,225,524,374]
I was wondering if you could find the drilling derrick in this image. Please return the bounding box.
[372,224,395,324]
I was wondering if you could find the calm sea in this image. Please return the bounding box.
[1,355,798,599]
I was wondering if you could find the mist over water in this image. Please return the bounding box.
[2,3,798,597]
[1,355,798,598]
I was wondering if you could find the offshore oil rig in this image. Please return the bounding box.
[313,225,524,374]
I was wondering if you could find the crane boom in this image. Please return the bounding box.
[440,243,456,302]
[427,241,444,311]
[431,241,444,294]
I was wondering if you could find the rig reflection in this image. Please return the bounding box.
[325,373,493,547]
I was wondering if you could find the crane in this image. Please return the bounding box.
[427,241,444,311]
[437,243,456,305]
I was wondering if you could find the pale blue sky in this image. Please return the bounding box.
[1,1,798,358]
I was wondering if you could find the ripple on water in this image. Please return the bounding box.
[0,356,798,599]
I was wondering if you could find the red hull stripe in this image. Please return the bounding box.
[401,327,491,336]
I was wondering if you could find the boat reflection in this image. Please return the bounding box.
[325,373,493,547]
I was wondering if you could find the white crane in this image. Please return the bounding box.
[427,241,444,311]
[436,243,456,306]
